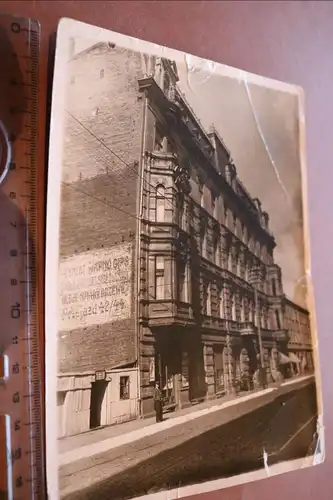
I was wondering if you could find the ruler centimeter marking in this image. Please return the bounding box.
[0,15,45,500]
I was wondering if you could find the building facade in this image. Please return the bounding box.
[57,42,313,436]
[283,298,314,376]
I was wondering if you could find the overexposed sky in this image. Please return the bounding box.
[71,38,306,307]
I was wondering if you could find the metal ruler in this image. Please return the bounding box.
[0,14,45,499]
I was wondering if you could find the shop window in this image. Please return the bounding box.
[120,376,130,400]
[155,257,165,299]
[156,185,165,222]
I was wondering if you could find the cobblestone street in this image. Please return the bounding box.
[60,378,318,499]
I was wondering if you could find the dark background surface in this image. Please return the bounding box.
[0,1,331,499]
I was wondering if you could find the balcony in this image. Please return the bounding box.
[239,321,257,336]
[272,330,289,342]
[148,300,195,328]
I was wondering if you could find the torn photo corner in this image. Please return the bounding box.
[45,17,324,500]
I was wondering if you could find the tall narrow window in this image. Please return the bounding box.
[219,288,224,318]
[275,309,281,329]
[271,278,277,296]
[206,283,211,316]
[240,296,245,322]
[178,260,188,302]
[155,257,165,299]
[200,227,207,258]
[199,183,204,208]
[211,193,216,217]
[178,194,184,229]
[119,376,130,400]
[100,68,104,79]
[154,126,166,151]
[156,185,165,222]
[231,293,237,321]
[213,235,220,266]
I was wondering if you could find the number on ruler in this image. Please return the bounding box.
[11,303,21,319]
[10,447,22,463]
[12,392,20,404]
[12,362,20,375]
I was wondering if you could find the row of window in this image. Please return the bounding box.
[202,282,282,329]
[153,256,189,303]
[152,184,272,268]
[151,254,281,307]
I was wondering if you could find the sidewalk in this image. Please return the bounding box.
[59,374,314,466]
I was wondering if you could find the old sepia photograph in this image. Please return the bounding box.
[46,18,323,500]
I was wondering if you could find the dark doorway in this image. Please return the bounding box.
[89,381,108,429]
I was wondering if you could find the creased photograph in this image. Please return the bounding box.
[45,18,323,500]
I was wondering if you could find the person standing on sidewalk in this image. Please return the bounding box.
[153,382,163,423]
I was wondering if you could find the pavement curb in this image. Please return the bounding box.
[59,375,314,467]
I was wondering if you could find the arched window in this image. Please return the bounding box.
[100,68,104,79]
[156,185,165,222]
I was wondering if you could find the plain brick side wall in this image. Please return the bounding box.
[58,43,145,373]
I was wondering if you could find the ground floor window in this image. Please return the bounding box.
[120,376,130,400]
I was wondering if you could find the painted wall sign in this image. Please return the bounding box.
[59,244,132,331]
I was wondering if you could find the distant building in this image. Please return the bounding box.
[283,298,313,376]
[57,42,313,436]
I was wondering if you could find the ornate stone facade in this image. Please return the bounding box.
[138,56,313,415]
[59,43,314,429]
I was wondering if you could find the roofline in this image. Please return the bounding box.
[70,41,108,62]
[284,296,310,315]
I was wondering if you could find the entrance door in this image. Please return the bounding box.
[89,381,108,429]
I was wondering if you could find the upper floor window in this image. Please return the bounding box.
[155,256,165,300]
[178,259,188,303]
[271,278,277,296]
[275,309,281,329]
[206,283,211,316]
[198,182,204,208]
[154,126,165,151]
[178,193,184,229]
[156,185,165,222]
[213,235,220,266]
[218,288,225,318]
[100,68,105,79]
[200,227,207,258]
[231,293,237,321]
[211,193,216,218]
[240,296,245,322]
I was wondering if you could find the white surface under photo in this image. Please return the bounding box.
[45,17,324,500]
